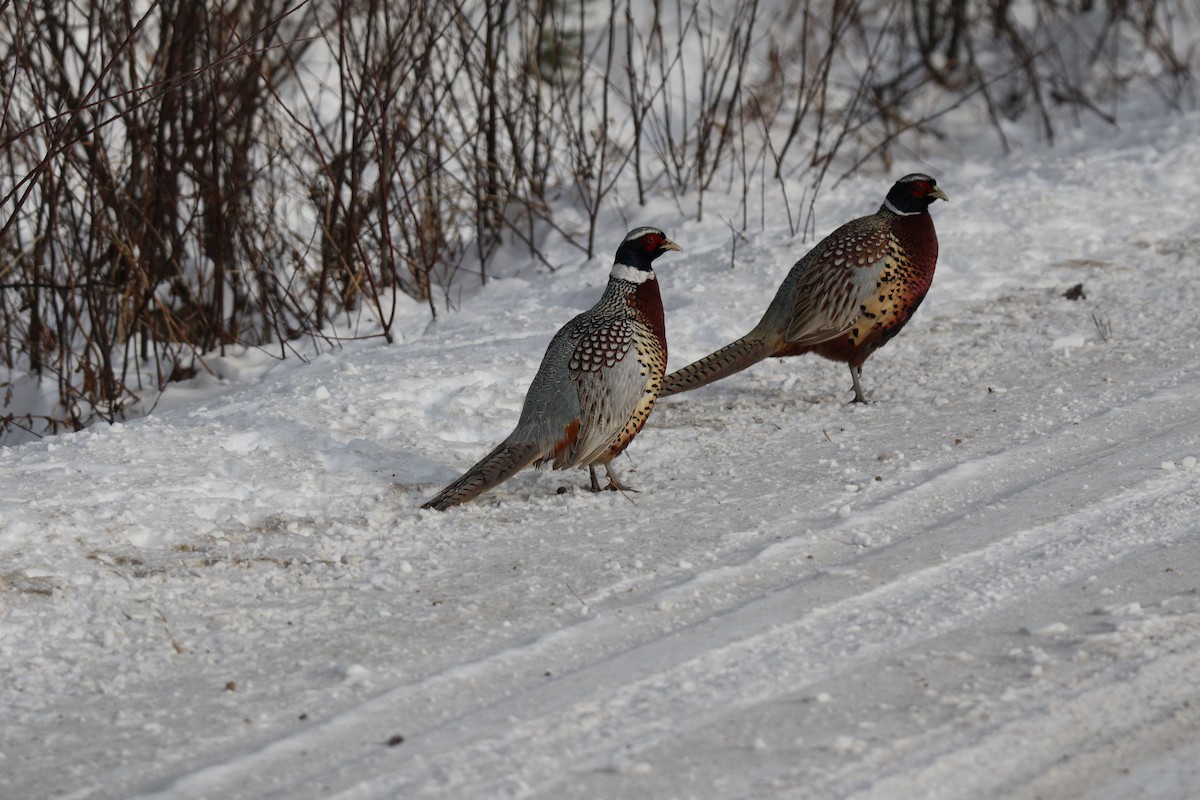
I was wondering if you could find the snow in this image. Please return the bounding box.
[4,107,1200,799]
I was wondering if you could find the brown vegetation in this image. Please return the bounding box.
[1,0,1194,440]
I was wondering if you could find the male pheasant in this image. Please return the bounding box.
[661,174,947,403]
[422,227,682,511]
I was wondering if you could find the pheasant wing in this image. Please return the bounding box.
[781,223,893,346]
[510,317,589,465]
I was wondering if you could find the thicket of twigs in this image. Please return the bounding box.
[1,0,1195,440]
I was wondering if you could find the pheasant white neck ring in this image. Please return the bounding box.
[883,198,921,216]
[610,263,656,284]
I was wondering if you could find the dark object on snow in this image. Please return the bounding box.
[422,228,682,510]
[1063,283,1087,301]
[660,174,947,404]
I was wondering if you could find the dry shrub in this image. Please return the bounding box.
[1,0,1194,441]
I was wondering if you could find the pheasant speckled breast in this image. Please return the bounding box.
[422,227,680,511]
[661,174,946,403]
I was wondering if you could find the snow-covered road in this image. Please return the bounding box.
[4,111,1200,799]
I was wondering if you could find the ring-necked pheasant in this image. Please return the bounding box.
[661,174,947,403]
[422,227,682,511]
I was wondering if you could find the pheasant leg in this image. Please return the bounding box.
[849,365,868,404]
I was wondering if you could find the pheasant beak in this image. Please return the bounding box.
[929,187,949,202]
[659,239,683,253]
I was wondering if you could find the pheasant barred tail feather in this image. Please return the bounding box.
[659,335,776,398]
[421,438,542,511]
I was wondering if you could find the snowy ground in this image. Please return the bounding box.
[3,108,1200,799]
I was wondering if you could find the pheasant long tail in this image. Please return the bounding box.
[422,437,542,511]
[659,335,776,397]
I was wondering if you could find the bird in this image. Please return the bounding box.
[660,173,947,404]
[422,227,682,511]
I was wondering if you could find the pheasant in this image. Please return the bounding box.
[661,174,947,403]
[422,227,682,511]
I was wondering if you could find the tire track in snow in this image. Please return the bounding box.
[393,470,1197,799]
[132,373,1200,799]
[840,620,1200,800]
